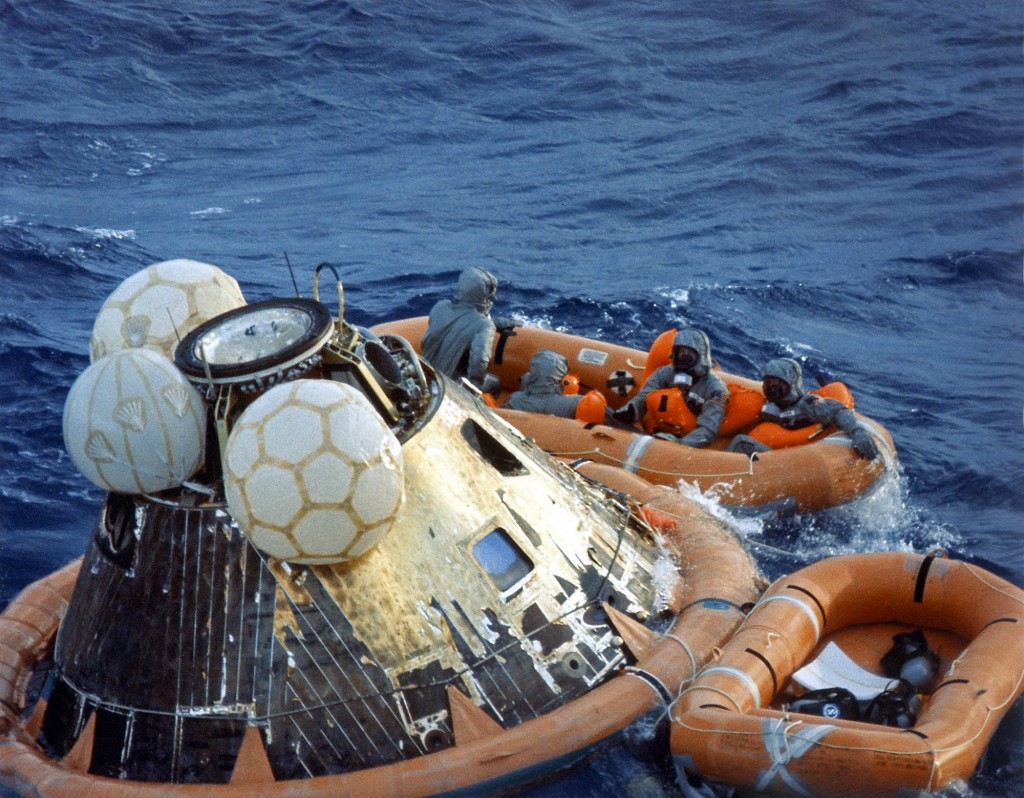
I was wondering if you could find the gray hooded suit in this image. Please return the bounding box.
[505,350,581,418]
[422,267,508,391]
[614,328,728,448]
[728,358,880,459]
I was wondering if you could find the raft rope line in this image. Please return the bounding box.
[545,443,757,480]
[961,561,1024,604]
[598,481,807,571]
[662,634,698,681]
[622,666,673,706]
[671,675,1024,782]
[627,590,755,722]
[551,416,894,483]
[754,715,838,797]
[755,596,821,644]
[668,712,945,791]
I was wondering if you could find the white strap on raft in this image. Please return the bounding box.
[623,435,655,473]
[664,633,699,679]
[754,717,836,797]
[756,595,821,644]
[624,665,673,705]
[699,665,762,709]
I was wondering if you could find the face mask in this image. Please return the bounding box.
[763,376,790,404]
[672,346,699,373]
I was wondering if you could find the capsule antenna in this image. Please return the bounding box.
[166,308,182,347]
[284,252,301,298]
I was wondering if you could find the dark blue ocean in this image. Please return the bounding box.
[1,2,1021,795]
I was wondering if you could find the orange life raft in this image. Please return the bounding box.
[0,465,760,798]
[669,551,1024,797]
[371,318,896,514]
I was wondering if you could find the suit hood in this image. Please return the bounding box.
[763,358,804,406]
[520,349,568,396]
[672,328,713,377]
[455,267,497,314]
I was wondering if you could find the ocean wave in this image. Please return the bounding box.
[893,250,1023,292]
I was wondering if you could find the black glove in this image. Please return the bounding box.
[850,427,881,461]
[611,404,636,425]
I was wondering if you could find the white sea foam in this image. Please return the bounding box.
[190,207,228,217]
[74,226,137,240]
[672,478,765,540]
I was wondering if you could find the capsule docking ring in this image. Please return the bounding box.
[174,297,335,392]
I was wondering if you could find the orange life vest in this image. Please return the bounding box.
[641,383,763,437]
[642,386,696,435]
[575,389,607,424]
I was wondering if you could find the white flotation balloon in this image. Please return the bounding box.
[89,259,246,361]
[63,349,206,494]
[224,380,405,564]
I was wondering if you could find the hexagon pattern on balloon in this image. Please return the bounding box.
[224,380,404,564]
[89,259,246,362]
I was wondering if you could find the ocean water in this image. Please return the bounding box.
[1,1,1021,795]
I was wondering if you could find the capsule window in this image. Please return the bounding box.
[472,528,533,592]
[461,420,527,476]
[95,492,137,569]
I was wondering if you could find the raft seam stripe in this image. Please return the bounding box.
[962,564,1024,603]
[700,666,762,709]
[933,678,970,693]
[756,596,820,643]
[745,648,778,696]
[623,666,673,705]
[914,555,935,603]
[664,634,698,678]
[623,436,654,474]
[493,330,511,366]
[677,684,743,713]
[784,585,826,625]
[980,616,1018,630]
